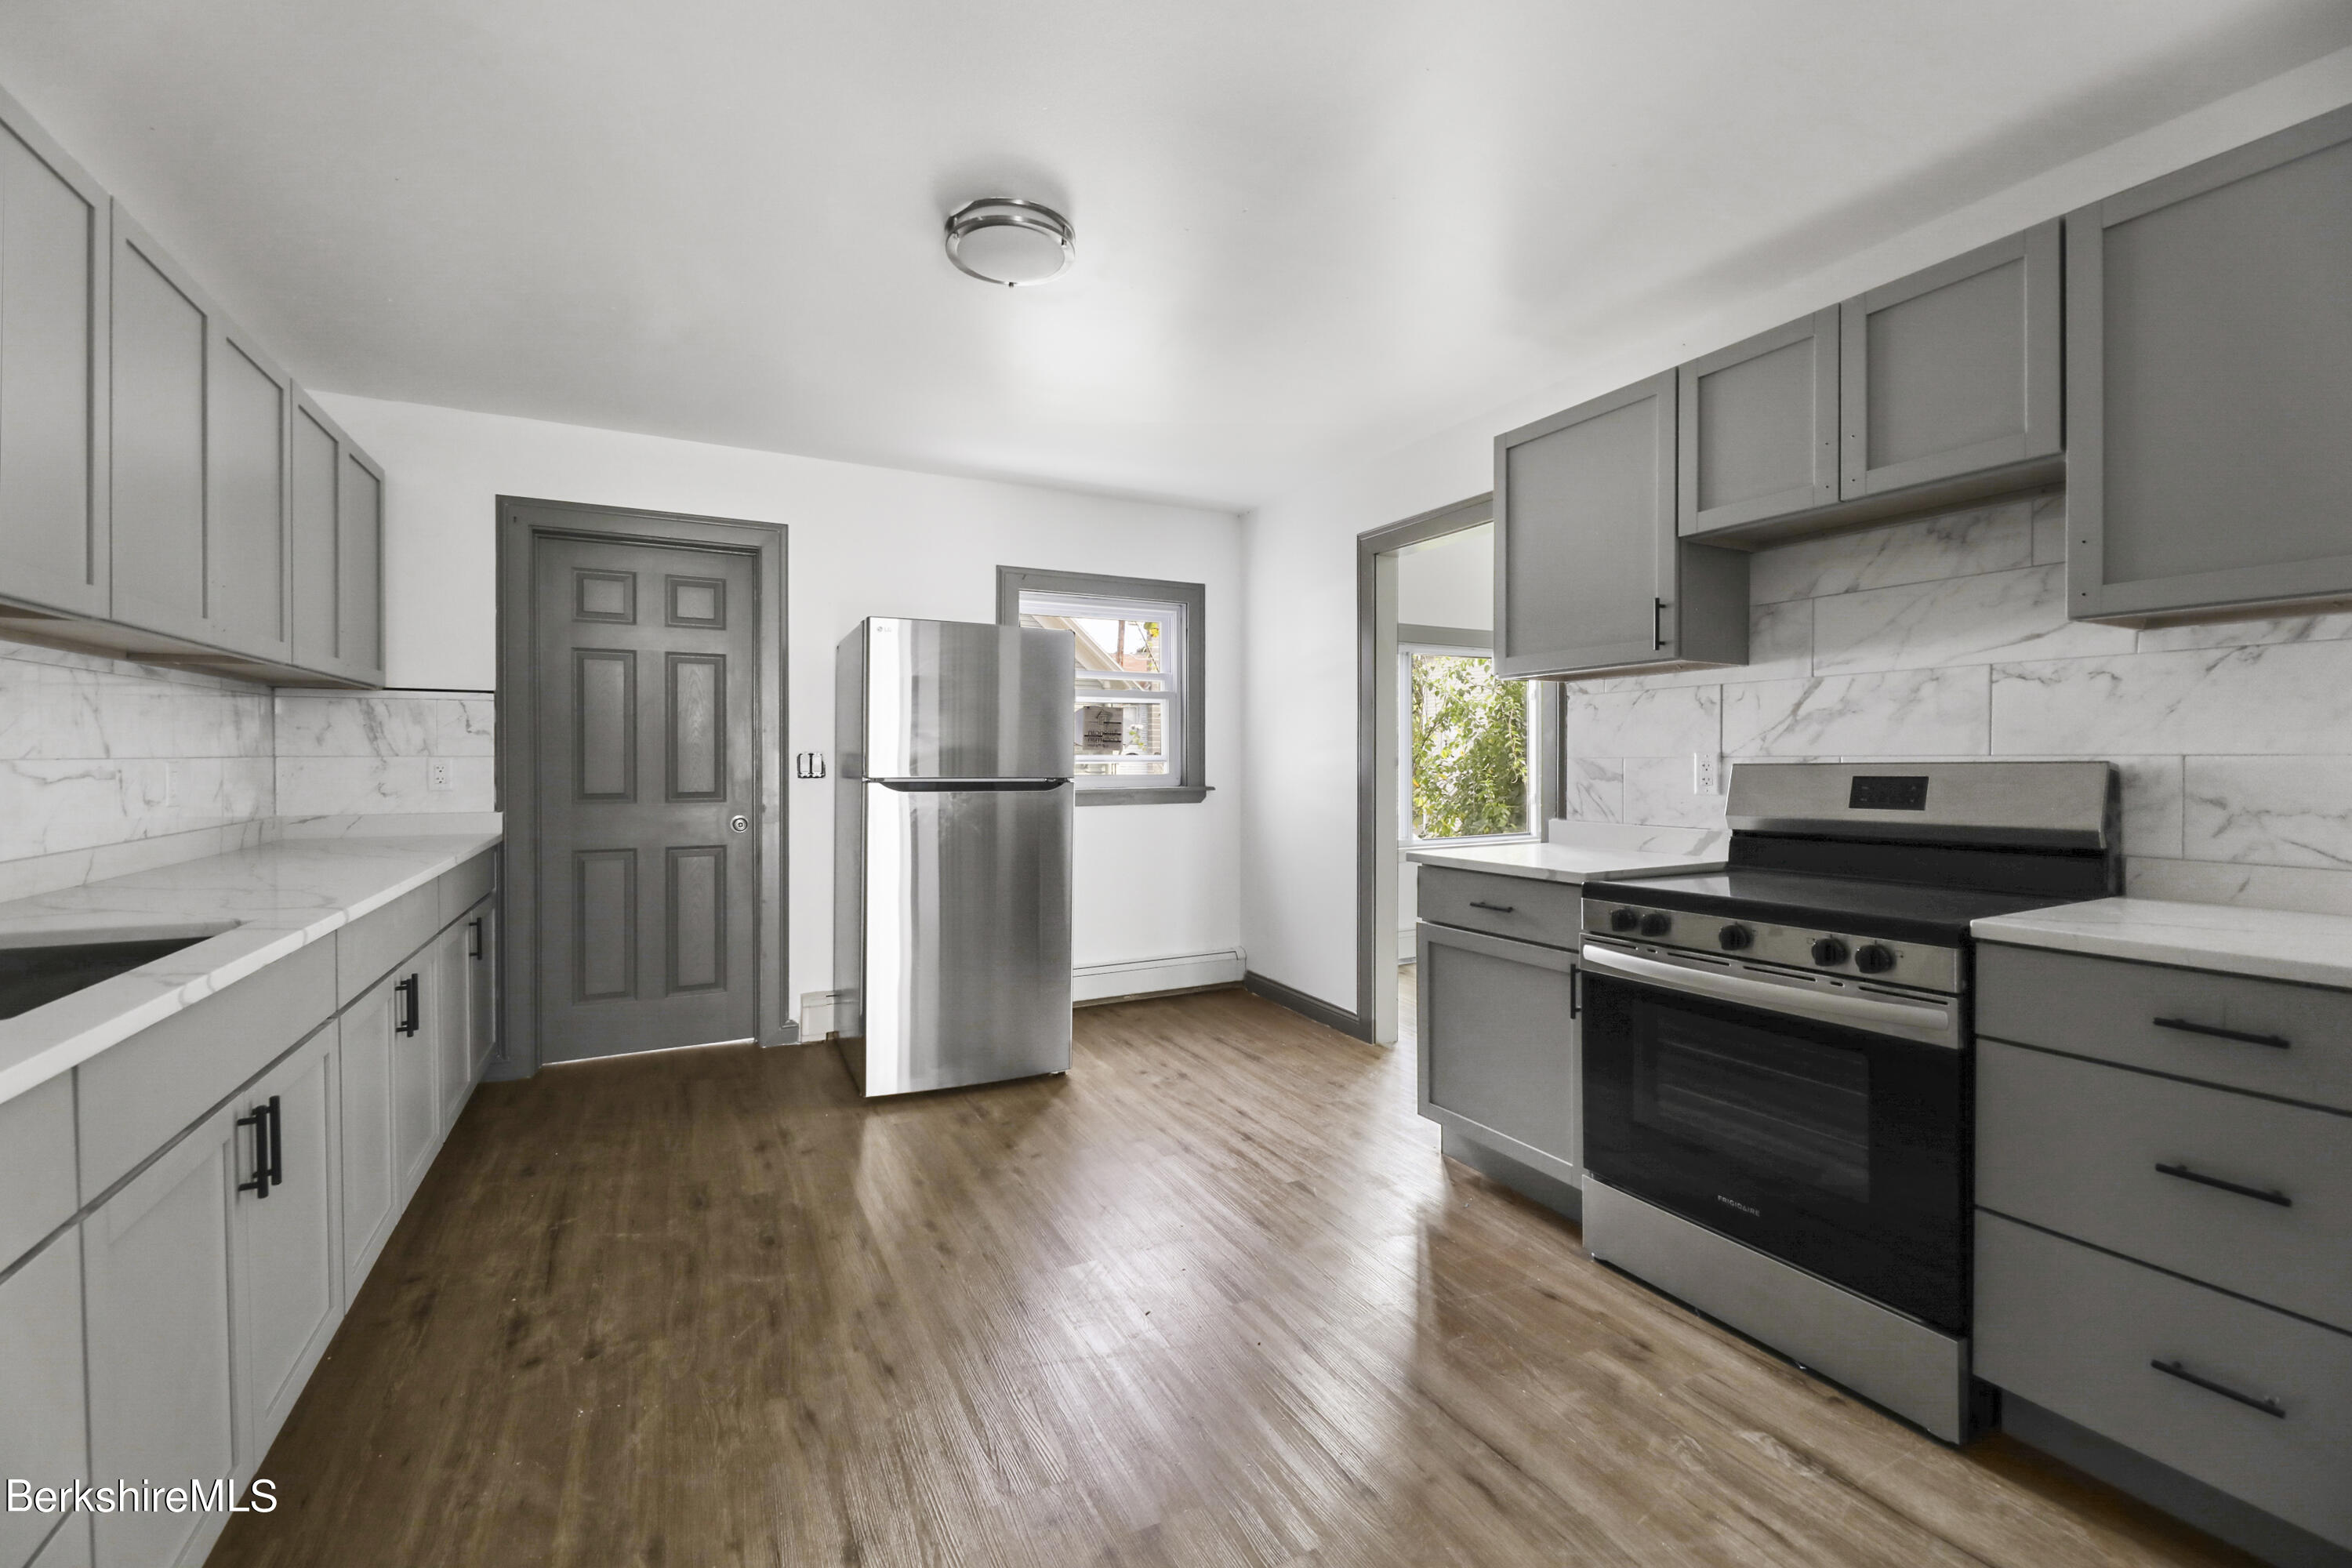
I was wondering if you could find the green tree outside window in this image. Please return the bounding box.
[1410,654,1530,840]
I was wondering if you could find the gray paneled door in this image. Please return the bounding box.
[533,533,759,1062]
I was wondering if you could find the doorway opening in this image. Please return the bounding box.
[1356,499,1555,1047]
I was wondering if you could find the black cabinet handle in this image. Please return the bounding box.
[1570,965,1582,1020]
[468,916,485,960]
[396,973,421,1036]
[264,1094,283,1190]
[2154,1016,2289,1051]
[235,1096,277,1200]
[1468,900,1516,913]
[2151,1358,2285,1418]
[1652,597,1667,652]
[2155,1162,2290,1207]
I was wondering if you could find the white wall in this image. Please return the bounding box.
[317,393,1244,1014]
[1239,48,2352,1014]
[1396,525,1492,634]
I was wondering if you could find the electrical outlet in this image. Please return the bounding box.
[1693,753,1721,795]
[427,760,453,793]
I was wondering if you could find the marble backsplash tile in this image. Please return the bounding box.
[1560,492,2352,914]
[274,692,498,817]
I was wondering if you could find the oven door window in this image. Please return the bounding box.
[1584,971,1964,1333]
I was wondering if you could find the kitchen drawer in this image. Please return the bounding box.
[1416,866,1583,951]
[1979,1041,2352,1330]
[1976,1210,2352,1548]
[337,877,441,1007]
[1979,943,2352,1112]
[438,849,495,928]
[0,1073,76,1273]
[74,937,335,1199]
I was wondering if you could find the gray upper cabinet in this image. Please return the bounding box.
[2067,103,2352,624]
[0,88,109,620]
[1677,309,1838,536]
[205,320,292,663]
[338,441,387,687]
[291,390,385,684]
[1496,371,1748,678]
[1841,220,2060,499]
[107,207,213,647]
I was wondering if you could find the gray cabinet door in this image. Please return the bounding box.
[289,393,340,673]
[390,950,438,1204]
[1416,921,1581,1183]
[2067,103,2352,623]
[83,1103,238,1568]
[0,1229,89,1568]
[1495,371,1744,677]
[1840,221,2060,499]
[432,918,472,1131]
[338,972,399,1291]
[107,207,212,647]
[0,87,109,619]
[230,1025,342,1465]
[466,901,498,1082]
[337,443,385,686]
[203,321,291,662]
[1677,309,1838,536]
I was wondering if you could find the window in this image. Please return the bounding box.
[1400,642,1542,843]
[996,568,1209,805]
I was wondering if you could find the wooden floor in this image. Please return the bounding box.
[211,984,2255,1568]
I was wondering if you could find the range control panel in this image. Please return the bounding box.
[1580,898,1960,995]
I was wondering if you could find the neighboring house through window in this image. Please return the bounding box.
[996,567,1210,805]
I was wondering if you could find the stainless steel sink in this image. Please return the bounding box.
[0,925,232,1021]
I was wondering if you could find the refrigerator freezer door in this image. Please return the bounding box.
[856,780,1073,1094]
[861,618,1074,780]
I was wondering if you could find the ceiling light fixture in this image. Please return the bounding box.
[944,198,1075,287]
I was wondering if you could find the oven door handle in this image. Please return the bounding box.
[1578,942,1960,1049]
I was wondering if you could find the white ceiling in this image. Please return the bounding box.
[3,1,2347,510]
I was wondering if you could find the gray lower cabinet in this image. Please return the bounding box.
[1417,918,1581,1183]
[0,85,110,622]
[1840,220,2061,500]
[230,1026,343,1465]
[467,902,498,1080]
[1495,371,1748,678]
[391,950,440,1205]
[0,1230,89,1568]
[339,970,401,1288]
[2067,102,2352,624]
[83,1102,241,1568]
[27,1518,91,1568]
[1677,309,1838,536]
[433,916,474,1131]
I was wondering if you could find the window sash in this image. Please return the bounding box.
[1022,591,1187,788]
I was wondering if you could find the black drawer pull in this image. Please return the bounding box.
[2155,1162,2290,1207]
[235,1094,280,1199]
[395,973,421,1036]
[1468,900,1516,914]
[468,916,485,960]
[2151,1358,2285,1419]
[2154,1016,2290,1051]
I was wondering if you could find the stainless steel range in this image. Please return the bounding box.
[1577,760,2120,1443]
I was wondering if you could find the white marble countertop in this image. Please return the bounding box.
[0,830,501,1107]
[1404,840,1725,885]
[1973,897,2352,990]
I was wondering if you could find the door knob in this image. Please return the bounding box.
[730,815,750,833]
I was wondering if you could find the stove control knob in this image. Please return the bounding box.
[1853,943,1897,975]
[1639,911,1673,938]
[1608,906,1640,933]
[1810,937,1849,967]
[1717,924,1754,952]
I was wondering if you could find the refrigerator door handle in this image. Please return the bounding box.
[877,778,1069,792]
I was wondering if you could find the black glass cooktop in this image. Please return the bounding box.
[1597,868,2072,946]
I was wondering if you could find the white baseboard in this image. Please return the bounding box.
[1073,947,1245,1004]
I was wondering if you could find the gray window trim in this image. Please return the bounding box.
[996,566,1210,807]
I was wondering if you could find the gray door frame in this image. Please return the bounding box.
[1345,492,1563,1044]
[493,496,789,1076]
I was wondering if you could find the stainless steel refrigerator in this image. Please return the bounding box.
[833,617,1076,1095]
